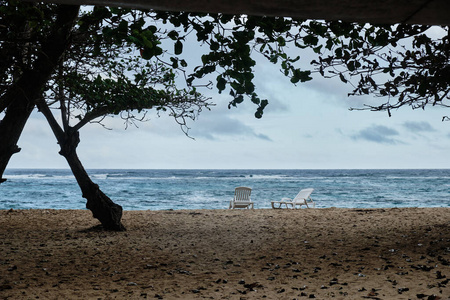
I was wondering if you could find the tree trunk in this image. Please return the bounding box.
[37,95,126,231]
[0,97,34,183]
[59,129,126,231]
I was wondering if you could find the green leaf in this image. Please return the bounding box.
[141,48,154,60]
[210,40,220,51]
[303,34,319,46]
[170,57,178,68]
[168,30,179,40]
[216,76,226,92]
[142,37,153,49]
[313,45,323,54]
[174,40,183,55]
[234,95,244,104]
[347,61,355,72]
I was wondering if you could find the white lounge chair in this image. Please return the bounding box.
[229,187,254,209]
[271,188,315,209]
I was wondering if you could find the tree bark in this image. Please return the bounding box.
[0,96,34,183]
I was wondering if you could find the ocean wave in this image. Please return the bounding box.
[3,169,450,210]
[4,174,75,180]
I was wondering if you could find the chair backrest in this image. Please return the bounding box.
[234,187,252,202]
[293,188,314,201]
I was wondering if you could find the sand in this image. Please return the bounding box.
[0,208,449,299]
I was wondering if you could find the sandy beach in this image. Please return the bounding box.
[0,208,449,299]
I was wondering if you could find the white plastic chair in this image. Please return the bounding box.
[229,187,254,209]
[271,188,315,209]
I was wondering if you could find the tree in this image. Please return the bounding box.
[1,2,448,230]
[146,13,448,117]
[0,3,210,230]
[0,3,80,182]
[306,22,450,115]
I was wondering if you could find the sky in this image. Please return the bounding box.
[7,26,450,170]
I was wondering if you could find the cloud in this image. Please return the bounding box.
[351,125,401,144]
[402,121,436,133]
[191,114,272,141]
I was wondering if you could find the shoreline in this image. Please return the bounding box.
[1,208,449,299]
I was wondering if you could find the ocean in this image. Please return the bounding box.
[1,169,450,210]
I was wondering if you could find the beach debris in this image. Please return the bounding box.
[188,212,202,216]
[387,279,398,286]
[361,288,381,299]
[397,287,409,294]
[438,256,449,266]
[175,268,191,275]
[243,282,263,290]
[416,296,442,300]
[191,287,206,294]
[144,264,158,269]
[438,278,449,287]
[7,265,17,271]
[330,262,343,267]
[411,265,434,271]
[396,271,408,275]
[0,284,12,291]
[127,282,138,286]
[330,278,339,285]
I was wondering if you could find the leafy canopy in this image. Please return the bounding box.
[1,2,449,127]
